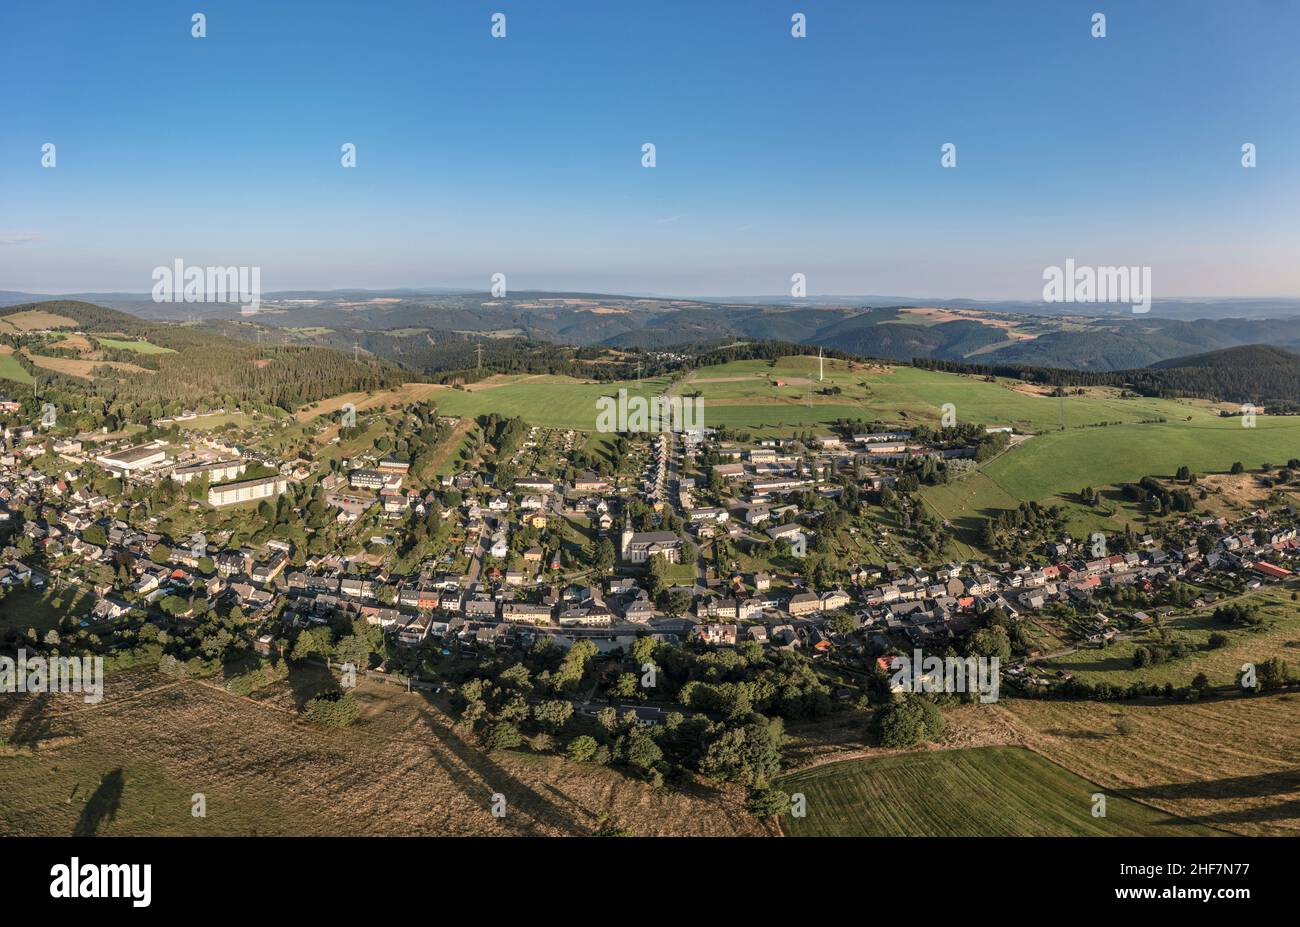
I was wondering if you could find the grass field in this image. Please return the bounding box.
[982,415,1300,501]
[299,356,1300,518]
[0,586,93,635]
[94,337,175,354]
[778,746,1220,836]
[997,693,1300,836]
[430,376,675,429]
[21,351,150,379]
[0,350,33,384]
[683,358,1182,431]
[0,669,766,836]
[0,310,79,331]
[1034,588,1300,689]
[181,411,256,430]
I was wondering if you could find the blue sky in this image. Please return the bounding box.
[2,0,1298,298]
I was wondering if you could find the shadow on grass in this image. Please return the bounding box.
[1042,728,1111,741]
[286,660,340,710]
[1114,768,1300,803]
[73,768,124,836]
[414,692,586,835]
[8,693,54,746]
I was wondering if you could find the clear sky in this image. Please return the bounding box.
[2,0,1298,298]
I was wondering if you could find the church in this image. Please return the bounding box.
[619,513,683,564]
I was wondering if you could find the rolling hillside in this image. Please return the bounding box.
[16,290,1300,374]
[0,300,406,410]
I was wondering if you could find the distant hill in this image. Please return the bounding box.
[0,299,150,331]
[916,344,1300,408]
[11,292,1300,379]
[0,300,406,410]
[1130,344,1300,407]
[1149,343,1300,370]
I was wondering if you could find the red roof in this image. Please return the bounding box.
[1254,562,1291,579]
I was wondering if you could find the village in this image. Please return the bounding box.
[2,398,1298,709]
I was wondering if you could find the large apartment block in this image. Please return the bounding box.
[207,474,288,507]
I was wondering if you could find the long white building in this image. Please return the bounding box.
[207,474,288,507]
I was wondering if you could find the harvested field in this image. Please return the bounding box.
[22,350,150,379]
[996,692,1300,836]
[0,310,79,331]
[0,671,765,837]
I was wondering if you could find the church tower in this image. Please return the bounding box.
[620,511,634,561]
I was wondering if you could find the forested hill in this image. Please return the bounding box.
[1135,345,1300,407]
[1148,343,1299,370]
[0,300,407,412]
[913,344,1300,408]
[0,300,145,330]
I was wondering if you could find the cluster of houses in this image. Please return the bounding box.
[12,428,316,511]
[3,405,1299,673]
[846,517,1298,651]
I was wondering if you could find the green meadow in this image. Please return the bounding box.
[413,356,1298,528]
[983,415,1300,499]
[778,746,1221,836]
[0,352,34,385]
[94,337,175,354]
[429,376,673,430]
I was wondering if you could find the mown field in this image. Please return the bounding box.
[778,745,1220,836]
[0,309,80,332]
[0,670,765,837]
[21,350,150,380]
[997,693,1300,836]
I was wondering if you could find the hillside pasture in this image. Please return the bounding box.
[0,347,34,384]
[94,337,175,354]
[21,351,151,379]
[777,746,1218,836]
[0,309,80,331]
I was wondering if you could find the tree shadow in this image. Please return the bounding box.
[1042,728,1110,741]
[8,693,54,746]
[73,768,124,836]
[221,650,261,681]
[1048,655,1143,674]
[1153,798,1300,829]
[0,691,25,726]
[415,692,585,835]
[1107,769,1300,831]
[1114,769,1300,803]
[286,659,339,710]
